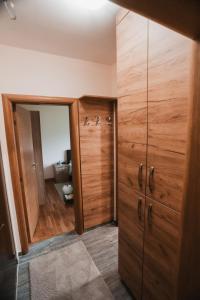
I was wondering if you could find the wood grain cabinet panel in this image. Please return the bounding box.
[118,93,147,145]
[117,12,148,98]
[119,191,145,300]
[143,198,181,300]
[148,21,192,154]
[118,142,147,195]
[146,146,186,212]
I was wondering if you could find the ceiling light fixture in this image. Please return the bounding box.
[77,0,108,10]
[3,0,16,20]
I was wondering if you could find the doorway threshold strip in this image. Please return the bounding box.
[29,241,113,300]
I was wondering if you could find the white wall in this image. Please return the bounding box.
[22,105,71,179]
[0,44,116,253]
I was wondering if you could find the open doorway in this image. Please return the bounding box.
[3,95,83,254]
[15,104,75,244]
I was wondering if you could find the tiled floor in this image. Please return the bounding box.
[17,224,133,299]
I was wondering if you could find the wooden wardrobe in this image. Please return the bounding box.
[117,9,199,300]
[78,96,116,230]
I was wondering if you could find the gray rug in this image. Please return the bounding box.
[29,241,113,300]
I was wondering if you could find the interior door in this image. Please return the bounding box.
[142,197,181,300]
[31,111,46,205]
[15,106,39,242]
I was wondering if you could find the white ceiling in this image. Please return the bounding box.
[0,0,119,64]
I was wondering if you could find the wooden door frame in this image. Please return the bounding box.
[2,94,84,254]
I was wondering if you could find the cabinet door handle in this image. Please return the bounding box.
[149,166,155,193]
[148,204,153,225]
[138,163,143,189]
[137,198,142,220]
[0,224,5,232]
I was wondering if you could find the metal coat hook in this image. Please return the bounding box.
[106,116,112,124]
[84,116,90,126]
[96,116,100,126]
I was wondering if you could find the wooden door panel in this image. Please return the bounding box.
[148,21,192,154]
[143,198,181,300]
[118,190,145,300]
[31,111,46,205]
[117,12,148,97]
[15,106,39,241]
[118,93,147,145]
[118,142,147,194]
[146,145,185,212]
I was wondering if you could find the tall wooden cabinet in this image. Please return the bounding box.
[117,10,195,300]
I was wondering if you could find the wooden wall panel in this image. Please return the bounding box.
[79,99,114,229]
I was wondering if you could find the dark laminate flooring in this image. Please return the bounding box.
[17,224,133,299]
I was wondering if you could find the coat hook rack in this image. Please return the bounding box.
[84,116,90,126]
[96,116,100,126]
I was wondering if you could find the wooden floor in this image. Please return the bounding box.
[32,181,75,243]
[18,224,133,300]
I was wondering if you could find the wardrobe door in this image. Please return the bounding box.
[117,10,148,300]
[143,197,181,300]
[117,12,148,98]
[118,142,146,194]
[146,146,185,212]
[146,21,192,212]
[118,189,145,300]
[117,12,148,195]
